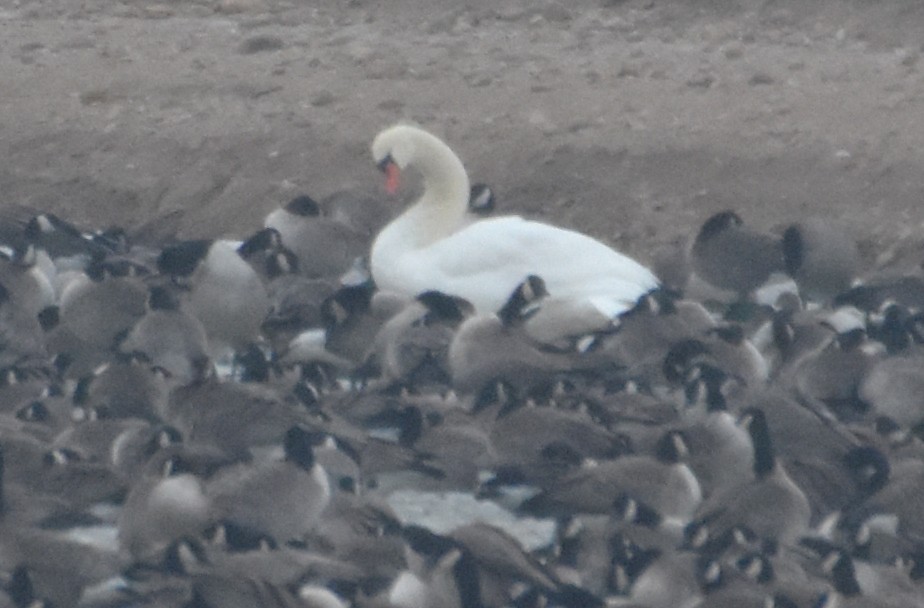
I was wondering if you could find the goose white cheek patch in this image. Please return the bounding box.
[385,163,400,195]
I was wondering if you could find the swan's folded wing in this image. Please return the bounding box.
[412,216,659,313]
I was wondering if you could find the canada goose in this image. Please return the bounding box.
[51,417,151,464]
[10,395,74,441]
[321,281,410,368]
[447,276,586,395]
[813,549,922,608]
[0,530,122,608]
[0,438,72,526]
[609,544,718,608]
[322,189,394,239]
[751,389,884,517]
[119,285,212,386]
[205,426,330,544]
[391,524,484,608]
[366,290,470,387]
[156,239,271,359]
[235,227,295,286]
[370,124,658,317]
[591,291,717,384]
[765,306,838,378]
[445,522,603,608]
[686,408,811,554]
[487,398,632,479]
[864,300,924,355]
[71,356,171,420]
[20,443,125,512]
[793,326,883,422]
[845,455,924,543]
[165,374,303,455]
[109,423,184,482]
[186,521,366,592]
[22,212,115,262]
[412,420,495,492]
[834,275,924,313]
[782,219,860,304]
[262,274,338,346]
[305,489,406,586]
[264,194,370,280]
[676,364,754,498]
[519,430,702,525]
[117,451,213,564]
[689,211,784,299]
[858,354,924,428]
[0,280,48,371]
[50,258,149,376]
[661,328,768,395]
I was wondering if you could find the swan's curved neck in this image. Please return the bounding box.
[396,132,471,247]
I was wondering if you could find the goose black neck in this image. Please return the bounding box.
[744,408,776,479]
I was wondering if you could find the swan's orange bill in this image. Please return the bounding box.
[385,162,400,195]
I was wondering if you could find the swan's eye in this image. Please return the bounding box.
[377,153,395,172]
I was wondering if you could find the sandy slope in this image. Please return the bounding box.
[2,0,924,274]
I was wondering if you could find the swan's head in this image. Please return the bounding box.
[372,124,425,195]
[372,124,422,170]
[371,124,468,200]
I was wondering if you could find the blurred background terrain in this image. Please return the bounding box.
[2,0,923,272]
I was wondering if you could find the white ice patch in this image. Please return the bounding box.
[387,489,556,551]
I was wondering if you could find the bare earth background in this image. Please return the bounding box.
[3,0,924,275]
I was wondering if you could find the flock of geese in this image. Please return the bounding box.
[1,123,924,608]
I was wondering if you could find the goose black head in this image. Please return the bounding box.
[237,227,282,259]
[283,426,316,471]
[284,195,321,217]
[205,520,278,552]
[843,445,890,495]
[156,240,212,278]
[683,363,733,412]
[695,210,744,245]
[401,524,459,565]
[148,285,181,311]
[416,290,471,325]
[161,537,209,576]
[15,400,50,423]
[663,339,711,384]
[736,551,774,583]
[468,183,495,216]
[823,550,862,597]
[496,275,547,327]
[612,493,663,529]
[320,283,374,330]
[655,430,690,465]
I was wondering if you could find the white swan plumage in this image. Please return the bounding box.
[370,124,659,317]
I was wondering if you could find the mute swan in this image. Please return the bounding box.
[782,218,859,304]
[370,124,659,317]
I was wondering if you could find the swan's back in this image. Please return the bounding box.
[377,215,658,316]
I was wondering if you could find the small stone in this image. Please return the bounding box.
[217,0,260,13]
[377,99,404,111]
[687,75,713,89]
[310,91,337,107]
[897,48,919,67]
[723,44,744,59]
[239,35,285,54]
[142,4,174,18]
[616,64,640,78]
[749,72,775,86]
